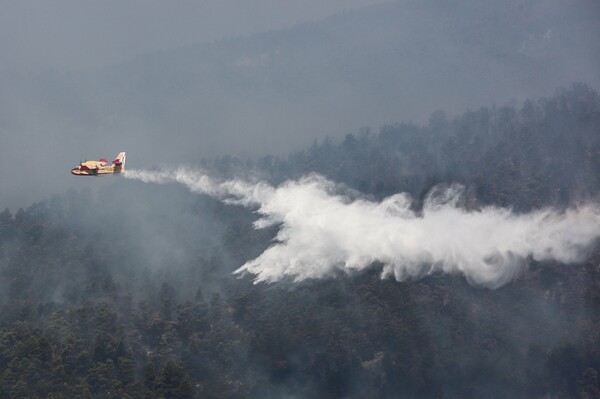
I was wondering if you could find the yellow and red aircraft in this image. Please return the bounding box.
[71,152,126,176]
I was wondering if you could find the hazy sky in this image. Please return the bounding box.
[1,0,598,210]
[0,0,387,71]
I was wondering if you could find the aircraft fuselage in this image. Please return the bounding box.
[71,152,126,176]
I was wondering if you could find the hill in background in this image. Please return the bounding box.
[1,85,599,398]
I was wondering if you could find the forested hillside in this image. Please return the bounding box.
[248,83,600,210]
[1,85,600,398]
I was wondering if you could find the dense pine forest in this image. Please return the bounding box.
[1,84,600,398]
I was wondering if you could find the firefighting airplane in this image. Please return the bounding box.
[71,152,126,176]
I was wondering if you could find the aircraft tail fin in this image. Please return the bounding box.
[113,152,126,172]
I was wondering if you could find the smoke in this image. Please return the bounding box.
[124,168,600,288]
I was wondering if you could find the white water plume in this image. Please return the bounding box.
[124,168,600,288]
